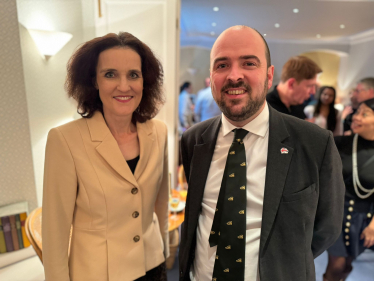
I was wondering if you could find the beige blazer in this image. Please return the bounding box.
[42,112,169,281]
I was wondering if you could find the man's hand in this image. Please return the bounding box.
[342,105,353,120]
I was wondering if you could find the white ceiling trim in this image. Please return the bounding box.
[348,28,374,45]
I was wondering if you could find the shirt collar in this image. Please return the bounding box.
[221,102,269,138]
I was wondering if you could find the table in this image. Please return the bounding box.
[168,189,187,232]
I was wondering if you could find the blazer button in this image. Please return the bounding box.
[180,271,183,277]
[131,187,138,194]
[132,211,139,218]
[133,235,140,242]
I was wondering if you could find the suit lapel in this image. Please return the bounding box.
[134,121,154,180]
[259,107,294,255]
[187,117,221,222]
[87,112,138,188]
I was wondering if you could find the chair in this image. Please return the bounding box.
[25,207,43,262]
[25,207,73,263]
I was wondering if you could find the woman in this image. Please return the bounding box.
[42,32,169,281]
[323,98,374,281]
[304,86,343,136]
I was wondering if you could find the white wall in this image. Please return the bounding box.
[17,0,85,206]
[339,39,374,91]
[0,0,38,212]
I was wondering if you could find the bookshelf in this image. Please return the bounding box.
[0,202,36,268]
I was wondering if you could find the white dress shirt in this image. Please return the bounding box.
[190,102,270,281]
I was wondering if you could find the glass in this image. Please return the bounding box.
[170,195,180,221]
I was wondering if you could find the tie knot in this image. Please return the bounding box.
[233,128,248,141]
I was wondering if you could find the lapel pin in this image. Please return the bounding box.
[280,148,289,154]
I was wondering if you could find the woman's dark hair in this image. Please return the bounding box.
[314,86,337,132]
[65,32,164,123]
[180,82,191,94]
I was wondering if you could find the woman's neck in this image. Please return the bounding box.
[103,110,135,139]
[319,104,330,117]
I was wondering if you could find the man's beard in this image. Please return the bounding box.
[215,78,268,122]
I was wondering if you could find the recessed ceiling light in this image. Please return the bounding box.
[212,22,217,27]
[316,34,321,38]
[213,7,219,12]
[340,24,345,29]
[293,8,299,13]
[264,34,267,36]
[210,31,215,36]
[275,23,280,28]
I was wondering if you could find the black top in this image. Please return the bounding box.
[334,135,374,202]
[126,155,140,174]
[343,110,356,132]
[266,85,307,119]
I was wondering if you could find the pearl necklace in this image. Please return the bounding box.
[352,134,374,199]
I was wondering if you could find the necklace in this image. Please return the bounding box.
[352,134,374,199]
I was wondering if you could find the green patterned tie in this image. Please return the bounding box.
[209,128,248,281]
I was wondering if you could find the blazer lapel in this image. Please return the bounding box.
[134,121,154,180]
[187,117,221,221]
[259,107,294,255]
[87,112,138,188]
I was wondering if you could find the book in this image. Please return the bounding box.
[19,213,30,248]
[1,216,13,252]
[9,215,19,251]
[0,219,6,253]
[15,215,24,249]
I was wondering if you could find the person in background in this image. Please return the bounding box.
[304,86,343,136]
[179,81,194,130]
[196,77,211,99]
[342,88,359,134]
[194,78,221,122]
[266,56,321,119]
[343,77,374,136]
[324,98,374,281]
[356,77,374,104]
[42,32,169,281]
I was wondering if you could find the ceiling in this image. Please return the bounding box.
[180,0,374,47]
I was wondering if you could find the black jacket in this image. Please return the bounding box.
[266,86,307,119]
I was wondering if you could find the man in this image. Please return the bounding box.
[179,25,344,281]
[355,77,374,103]
[194,78,221,122]
[343,77,374,134]
[342,88,359,133]
[266,56,322,119]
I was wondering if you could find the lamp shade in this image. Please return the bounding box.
[28,29,73,59]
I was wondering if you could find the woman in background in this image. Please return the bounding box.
[42,32,169,281]
[323,98,374,281]
[304,86,343,136]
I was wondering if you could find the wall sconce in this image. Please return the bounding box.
[28,29,73,60]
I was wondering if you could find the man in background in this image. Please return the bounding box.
[194,78,221,122]
[266,56,321,119]
[343,77,374,134]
